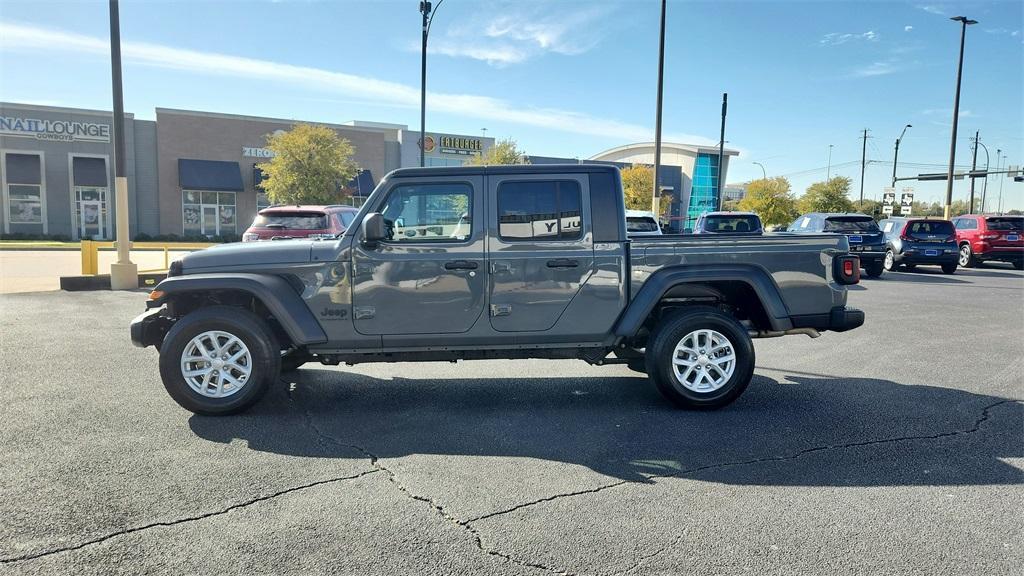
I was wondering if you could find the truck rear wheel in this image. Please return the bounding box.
[158,306,280,415]
[645,307,755,409]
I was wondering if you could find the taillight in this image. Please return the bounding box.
[980,233,999,240]
[834,255,860,285]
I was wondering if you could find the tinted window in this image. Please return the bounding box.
[906,220,954,237]
[823,216,879,232]
[499,180,582,240]
[954,218,977,230]
[253,212,328,229]
[379,183,472,242]
[704,215,761,232]
[985,217,1023,231]
[626,217,659,232]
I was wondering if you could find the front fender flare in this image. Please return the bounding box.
[152,273,327,345]
[614,264,792,338]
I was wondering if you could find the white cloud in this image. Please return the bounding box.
[904,25,914,32]
[916,5,947,16]
[428,4,614,66]
[853,61,897,77]
[820,31,879,46]
[921,108,976,118]
[0,22,714,145]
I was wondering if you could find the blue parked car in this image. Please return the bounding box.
[788,213,886,277]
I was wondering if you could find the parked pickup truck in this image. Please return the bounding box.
[132,164,864,415]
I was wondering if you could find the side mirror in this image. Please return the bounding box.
[361,212,386,247]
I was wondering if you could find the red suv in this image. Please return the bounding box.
[952,214,1024,269]
[242,205,359,242]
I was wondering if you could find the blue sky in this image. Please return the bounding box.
[1,0,1021,209]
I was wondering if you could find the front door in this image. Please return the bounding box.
[202,205,218,236]
[79,200,104,239]
[351,176,486,335]
[488,174,594,332]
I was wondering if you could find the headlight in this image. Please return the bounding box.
[242,233,259,242]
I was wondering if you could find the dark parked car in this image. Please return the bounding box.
[879,217,958,274]
[693,211,763,235]
[242,205,359,242]
[951,214,1024,269]
[787,213,886,277]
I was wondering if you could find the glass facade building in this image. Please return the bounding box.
[686,153,720,229]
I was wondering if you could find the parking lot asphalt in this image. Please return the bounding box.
[1,264,1022,575]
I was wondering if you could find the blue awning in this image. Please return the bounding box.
[178,159,244,191]
[347,169,375,196]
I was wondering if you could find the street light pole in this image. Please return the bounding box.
[943,15,978,219]
[652,0,667,214]
[892,124,911,187]
[108,0,137,290]
[419,1,431,168]
[826,144,833,180]
[716,93,727,211]
[977,139,989,212]
[969,130,979,213]
[753,162,766,179]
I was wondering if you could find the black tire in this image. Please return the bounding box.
[864,260,885,278]
[159,306,280,415]
[905,264,917,272]
[959,244,977,268]
[883,249,897,271]
[645,306,755,409]
[941,262,957,274]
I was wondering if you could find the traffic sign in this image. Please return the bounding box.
[883,205,894,215]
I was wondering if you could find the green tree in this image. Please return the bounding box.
[737,177,798,226]
[799,176,854,214]
[853,199,882,220]
[466,138,528,166]
[620,165,672,214]
[257,123,359,205]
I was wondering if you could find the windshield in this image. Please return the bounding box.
[986,217,1023,231]
[339,211,357,227]
[823,217,879,233]
[252,212,328,230]
[906,220,954,238]
[705,215,760,232]
[627,217,660,232]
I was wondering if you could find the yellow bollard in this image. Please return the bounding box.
[80,240,98,275]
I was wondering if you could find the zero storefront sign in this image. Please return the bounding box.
[0,116,110,143]
[242,147,276,158]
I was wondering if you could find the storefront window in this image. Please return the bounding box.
[4,153,44,225]
[183,190,236,236]
[74,186,109,239]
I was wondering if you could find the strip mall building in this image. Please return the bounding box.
[0,102,494,240]
[0,101,736,238]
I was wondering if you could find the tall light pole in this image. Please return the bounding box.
[943,15,978,219]
[419,0,444,168]
[996,152,1007,213]
[826,144,834,179]
[753,162,766,179]
[891,124,912,187]
[976,138,989,212]
[652,0,667,214]
[716,93,727,211]
[108,0,137,290]
[859,128,869,204]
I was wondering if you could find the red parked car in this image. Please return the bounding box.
[951,214,1024,269]
[242,205,359,242]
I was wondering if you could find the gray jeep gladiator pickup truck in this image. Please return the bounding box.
[131,164,864,415]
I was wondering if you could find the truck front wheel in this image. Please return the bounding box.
[645,307,755,409]
[158,306,280,415]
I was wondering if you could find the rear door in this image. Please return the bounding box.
[488,173,594,332]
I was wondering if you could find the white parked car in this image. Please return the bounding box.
[625,210,662,236]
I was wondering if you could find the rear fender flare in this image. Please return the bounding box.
[614,264,792,338]
[152,273,327,345]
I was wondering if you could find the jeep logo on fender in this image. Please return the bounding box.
[319,307,348,319]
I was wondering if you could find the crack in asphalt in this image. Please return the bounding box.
[4,397,1015,572]
[0,468,381,565]
[300,409,578,575]
[468,399,1018,525]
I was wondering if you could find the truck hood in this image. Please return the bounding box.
[181,240,314,272]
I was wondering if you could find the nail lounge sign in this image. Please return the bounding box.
[0,116,111,142]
